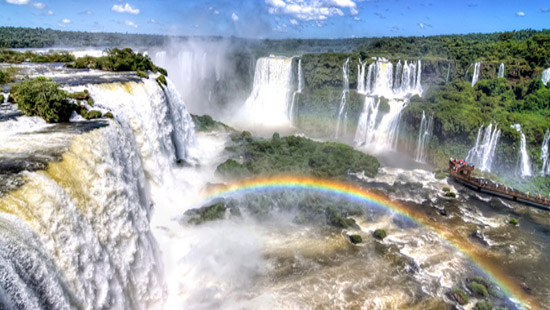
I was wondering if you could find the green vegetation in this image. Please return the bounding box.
[468,280,489,297]
[0,94,4,103]
[10,77,74,123]
[348,234,362,244]
[67,48,166,74]
[104,112,113,118]
[0,49,74,63]
[402,78,550,170]
[87,98,94,106]
[182,199,241,225]
[191,114,233,132]
[217,132,379,180]
[474,301,494,310]
[444,192,457,198]
[67,89,89,100]
[450,288,469,305]
[509,218,518,226]
[156,74,167,87]
[373,229,387,240]
[442,186,451,192]
[0,67,17,84]
[136,70,149,79]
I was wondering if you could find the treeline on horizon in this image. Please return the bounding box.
[1,27,550,67]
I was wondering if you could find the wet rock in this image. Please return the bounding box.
[373,228,387,240]
[449,288,469,305]
[348,234,362,244]
[182,198,241,225]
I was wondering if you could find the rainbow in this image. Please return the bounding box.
[205,176,537,310]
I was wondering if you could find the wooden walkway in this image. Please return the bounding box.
[449,159,550,211]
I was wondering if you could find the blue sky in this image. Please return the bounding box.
[0,0,548,38]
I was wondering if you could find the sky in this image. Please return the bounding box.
[0,0,549,39]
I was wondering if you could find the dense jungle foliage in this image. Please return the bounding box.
[217,132,380,180]
[10,77,74,123]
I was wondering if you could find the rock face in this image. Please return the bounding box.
[182,198,241,225]
[348,234,362,244]
[373,229,387,240]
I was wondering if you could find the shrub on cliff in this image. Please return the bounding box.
[0,67,17,84]
[69,48,167,74]
[217,133,379,180]
[10,77,74,123]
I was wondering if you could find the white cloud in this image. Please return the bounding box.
[516,11,525,17]
[214,10,219,15]
[31,1,44,9]
[112,3,140,15]
[33,9,52,16]
[61,18,71,24]
[81,10,93,15]
[232,12,239,21]
[5,0,30,5]
[418,23,424,28]
[290,19,298,25]
[353,16,360,21]
[124,20,138,28]
[266,0,358,21]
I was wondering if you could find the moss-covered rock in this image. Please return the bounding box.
[191,114,232,132]
[104,112,114,118]
[86,110,102,120]
[182,199,240,225]
[137,70,149,79]
[218,134,379,180]
[68,90,90,101]
[156,74,167,87]
[87,98,94,106]
[348,234,362,244]
[442,186,451,192]
[468,281,489,297]
[373,229,387,240]
[444,191,456,198]
[474,301,493,310]
[0,94,4,103]
[450,288,469,305]
[10,77,74,123]
[509,218,518,225]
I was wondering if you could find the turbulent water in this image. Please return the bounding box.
[471,62,481,87]
[415,111,433,163]
[541,130,550,176]
[498,63,505,78]
[240,56,294,128]
[511,124,532,178]
[288,58,303,124]
[0,68,194,309]
[541,68,550,86]
[335,58,350,138]
[2,55,550,310]
[466,123,501,172]
[354,58,422,150]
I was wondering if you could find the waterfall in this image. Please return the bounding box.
[242,56,294,127]
[393,60,403,91]
[415,111,433,163]
[541,130,550,176]
[542,68,550,86]
[335,58,350,138]
[511,124,532,178]
[498,63,505,78]
[357,59,367,94]
[354,58,423,151]
[471,62,481,87]
[465,123,501,172]
[289,58,303,124]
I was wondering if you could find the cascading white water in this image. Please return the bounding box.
[498,63,505,78]
[471,62,481,87]
[0,74,197,310]
[542,68,550,86]
[241,56,294,127]
[357,59,368,94]
[466,123,501,172]
[415,111,433,163]
[511,124,532,178]
[335,58,350,138]
[354,58,422,150]
[541,130,550,176]
[289,58,303,124]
